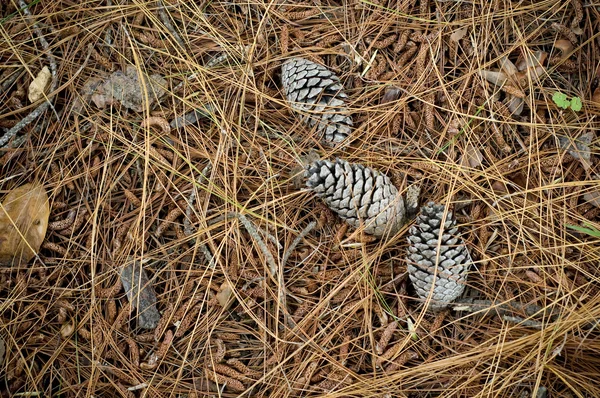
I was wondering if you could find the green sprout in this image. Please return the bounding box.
[567,223,600,238]
[552,92,582,112]
[570,96,583,112]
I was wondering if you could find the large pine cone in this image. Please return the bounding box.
[407,202,471,309]
[281,58,352,144]
[305,158,406,236]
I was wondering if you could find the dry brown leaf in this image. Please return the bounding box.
[479,70,508,86]
[516,50,547,70]
[216,282,234,308]
[450,27,468,42]
[491,181,509,193]
[461,143,484,168]
[120,259,161,329]
[28,66,51,103]
[60,322,75,338]
[381,87,402,103]
[0,183,50,266]
[554,39,574,59]
[592,87,600,105]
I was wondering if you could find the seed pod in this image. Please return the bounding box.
[281,58,352,144]
[305,158,405,236]
[406,202,471,309]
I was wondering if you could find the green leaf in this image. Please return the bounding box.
[570,96,582,112]
[566,223,600,238]
[552,92,570,109]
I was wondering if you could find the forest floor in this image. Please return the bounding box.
[1,0,600,397]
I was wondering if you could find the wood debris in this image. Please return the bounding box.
[120,259,161,329]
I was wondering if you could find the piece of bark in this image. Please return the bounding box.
[120,260,161,329]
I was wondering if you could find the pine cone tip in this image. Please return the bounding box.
[282,58,352,145]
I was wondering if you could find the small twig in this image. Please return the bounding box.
[452,298,552,318]
[451,298,574,329]
[0,67,23,93]
[156,0,185,49]
[502,315,544,330]
[184,163,212,236]
[170,104,216,129]
[282,221,316,267]
[212,212,302,330]
[278,221,316,329]
[1,1,59,148]
[104,0,113,49]
[230,213,277,276]
[205,45,251,68]
[127,383,148,392]
[184,163,215,267]
[172,72,197,94]
[264,229,283,250]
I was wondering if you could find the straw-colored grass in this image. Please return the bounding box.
[1,0,600,396]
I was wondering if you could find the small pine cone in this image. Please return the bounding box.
[305,159,405,236]
[281,58,352,144]
[407,202,471,309]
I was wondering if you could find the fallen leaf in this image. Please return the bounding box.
[120,259,161,329]
[450,27,468,42]
[491,181,509,193]
[28,66,51,103]
[479,70,508,86]
[381,87,402,103]
[583,191,600,207]
[583,178,600,208]
[506,95,524,115]
[0,183,50,266]
[554,39,574,59]
[558,131,593,171]
[592,87,600,105]
[80,66,167,112]
[60,322,74,338]
[499,56,519,76]
[216,282,233,308]
[516,50,547,70]
[460,143,484,168]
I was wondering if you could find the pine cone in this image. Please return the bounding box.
[281,58,352,144]
[305,158,405,236]
[407,202,471,309]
